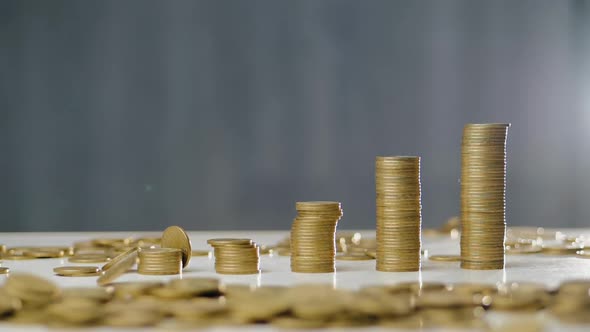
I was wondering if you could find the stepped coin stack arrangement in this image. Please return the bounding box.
[208,238,260,274]
[290,201,343,273]
[375,156,422,272]
[460,123,510,270]
[138,248,183,275]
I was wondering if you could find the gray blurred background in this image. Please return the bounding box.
[1,0,589,231]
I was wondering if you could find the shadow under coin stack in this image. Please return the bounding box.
[208,239,260,274]
[290,201,343,273]
[138,248,182,275]
[375,156,422,272]
[460,123,510,270]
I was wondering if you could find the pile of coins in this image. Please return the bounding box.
[208,239,260,274]
[460,123,510,270]
[290,201,343,273]
[138,248,183,275]
[375,156,422,272]
[1,273,584,329]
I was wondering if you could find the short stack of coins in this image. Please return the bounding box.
[290,201,343,273]
[375,156,422,272]
[208,239,260,274]
[460,123,510,270]
[138,248,182,275]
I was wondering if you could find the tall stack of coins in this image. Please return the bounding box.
[290,201,343,273]
[375,156,422,272]
[460,123,510,270]
[208,239,260,274]
[138,248,182,275]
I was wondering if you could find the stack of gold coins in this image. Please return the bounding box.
[290,201,343,273]
[137,248,182,275]
[375,156,422,272]
[208,239,260,274]
[460,123,510,270]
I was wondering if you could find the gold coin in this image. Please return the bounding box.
[208,238,253,246]
[101,247,138,271]
[161,226,192,268]
[53,266,101,277]
[336,253,374,261]
[2,255,36,260]
[69,253,111,263]
[97,249,138,286]
[0,267,9,274]
[192,250,210,256]
[428,255,461,262]
[506,246,542,255]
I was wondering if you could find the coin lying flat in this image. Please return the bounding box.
[191,250,210,256]
[0,267,9,274]
[69,253,111,263]
[336,253,374,261]
[161,226,192,268]
[54,266,101,277]
[428,255,461,262]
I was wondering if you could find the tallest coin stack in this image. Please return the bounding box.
[460,123,510,270]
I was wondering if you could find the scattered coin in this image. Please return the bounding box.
[69,253,111,263]
[542,244,582,255]
[191,250,210,256]
[428,255,461,262]
[506,246,542,255]
[336,253,374,261]
[0,267,9,274]
[53,266,101,277]
[161,226,192,268]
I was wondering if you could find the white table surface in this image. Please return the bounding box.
[1,229,589,332]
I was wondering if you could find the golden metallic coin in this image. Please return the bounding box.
[161,226,192,268]
[0,267,9,274]
[542,244,582,255]
[97,249,138,286]
[336,253,374,261]
[2,255,35,260]
[207,238,252,246]
[506,246,542,255]
[191,250,210,256]
[69,253,111,263]
[53,266,101,277]
[428,255,461,262]
[101,247,138,271]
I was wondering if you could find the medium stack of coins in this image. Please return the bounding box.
[138,248,182,275]
[290,201,343,273]
[375,156,422,272]
[460,123,510,270]
[208,239,260,274]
